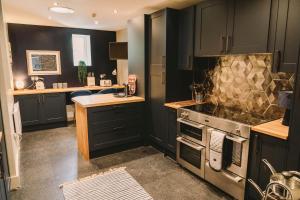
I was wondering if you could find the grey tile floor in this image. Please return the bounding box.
[9,125,231,200]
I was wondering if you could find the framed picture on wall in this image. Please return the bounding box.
[26,50,61,75]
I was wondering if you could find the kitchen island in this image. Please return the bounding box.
[72,94,145,160]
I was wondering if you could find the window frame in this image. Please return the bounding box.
[71,34,92,66]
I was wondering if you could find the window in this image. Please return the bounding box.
[72,34,92,66]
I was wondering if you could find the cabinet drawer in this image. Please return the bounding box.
[88,118,140,135]
[89,126,141,151]
[87,103,143,123]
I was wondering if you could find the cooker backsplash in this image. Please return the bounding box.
[200,54,295,118]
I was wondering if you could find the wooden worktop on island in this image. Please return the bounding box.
[13,85,124,96]
[72,94,145,108]
[251,119,289,140]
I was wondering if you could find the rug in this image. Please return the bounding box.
[60,167,153,200]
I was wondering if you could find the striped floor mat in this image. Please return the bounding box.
[61,168,153,200]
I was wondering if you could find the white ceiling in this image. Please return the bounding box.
[2,0,202,31]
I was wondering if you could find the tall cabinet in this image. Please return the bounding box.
[148,8,179,148]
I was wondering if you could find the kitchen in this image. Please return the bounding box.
[0,0,299,200]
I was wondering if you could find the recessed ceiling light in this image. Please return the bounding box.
[48,16,52,20]
[94,20,99,25]
[113,9,118,14]
[49,6,75,14]
[53,2,58,6]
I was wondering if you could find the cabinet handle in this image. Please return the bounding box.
[253,134,259,155]
[221,36,226,53]
[162,56,166,69]
[38,95,41,104]
[188,55,193,68]
[273,50,281,72]
[113,126,125,131]
[43,95,45,103]
[113,105,122,109]
[226,36,231,53]
[161,71,166,85]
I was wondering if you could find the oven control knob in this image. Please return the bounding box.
[235,128,241,134]
[181,112,189,119]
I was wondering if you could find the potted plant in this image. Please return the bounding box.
[78,61,87,84]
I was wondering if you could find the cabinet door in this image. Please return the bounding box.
[246,133,261,200]
[273,0,300,72]
[15,95,41,126]
[246,132,288,200]
[41,93,66,124]
[178,6,195,70]
[194,0,228,56]
[149,10,167,145]
[166,108,177,153]
[258,134,288,192]
[227,0,272,54]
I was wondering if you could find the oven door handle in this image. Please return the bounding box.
[177,118,205,129]
[222,171,243,183]
[176,137,204,151]
[225,135,246,144]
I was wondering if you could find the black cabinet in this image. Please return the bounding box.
[87,103,144,156]
[149,10,167,146]
[227,0,272,54]
[177,6,195,70]
[15,94,41,126]
[246,132,288,200]
[148,8,179,148]
[194,0,228,56]
[165,107,177,154]
[42,93,67,124]
[195,0,272,56]
[15,93,67,131]
[271,0,300,72]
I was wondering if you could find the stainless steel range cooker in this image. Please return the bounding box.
[176,103,275,200]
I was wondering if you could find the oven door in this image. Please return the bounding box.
[225,134,249,178]
[206,128,249,178]
[176,136,205,178]
[177,118,206,146]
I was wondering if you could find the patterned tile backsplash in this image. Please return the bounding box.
[200,54,294,118]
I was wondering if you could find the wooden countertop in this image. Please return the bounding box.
[164,100,200,109]
[251,119,289,140]
[72,94,145,108]
[13,85,124,96]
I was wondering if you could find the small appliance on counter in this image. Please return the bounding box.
[100,80,112,87]
[128,74,137,96]
[87,72,95,86]
[278,91,293,126]
[35,78,45,90]
[99,73,112,87]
